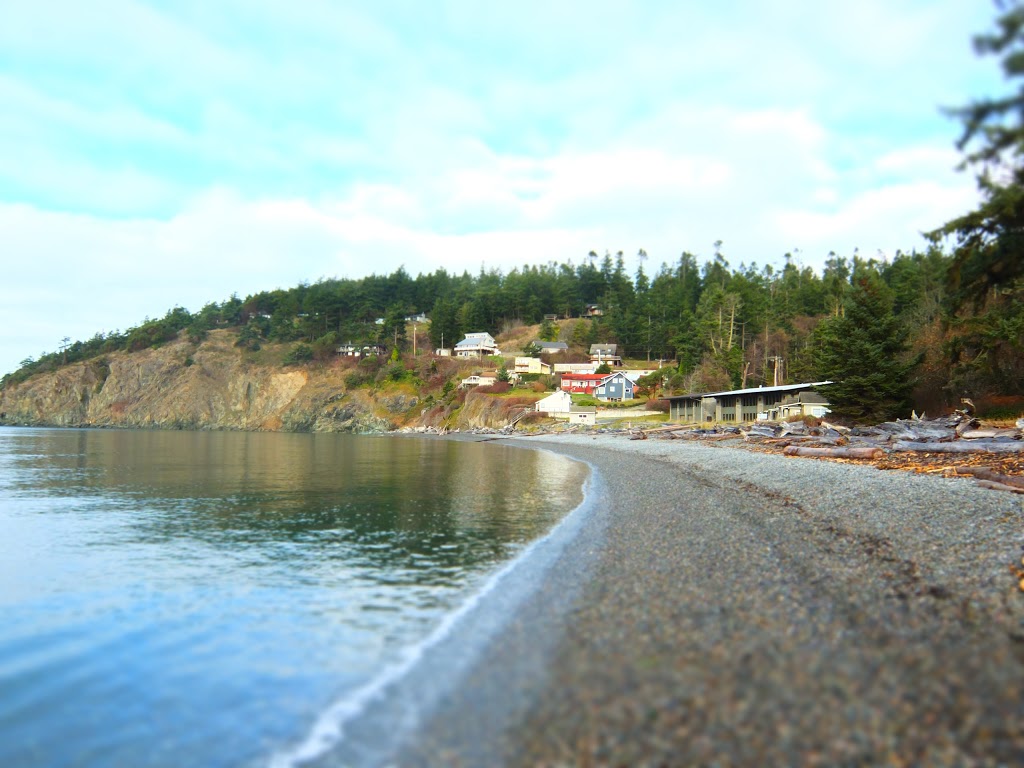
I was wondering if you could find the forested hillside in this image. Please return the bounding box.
[4,242,1020,420]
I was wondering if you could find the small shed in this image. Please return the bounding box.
[568,406,597,425]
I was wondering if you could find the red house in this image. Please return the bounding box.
[559,373,607,395]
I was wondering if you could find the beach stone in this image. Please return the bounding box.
[393,434,1024,767]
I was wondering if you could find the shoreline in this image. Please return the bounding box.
[391,433,1024,766]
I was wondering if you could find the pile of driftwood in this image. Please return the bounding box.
[632,412,1023,455]
[629,412,1024,485]
[629,412,1024,493]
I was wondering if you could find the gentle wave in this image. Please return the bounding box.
[269,446,597,768]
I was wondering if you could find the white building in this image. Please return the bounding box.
[454,332,500,358]
[515,357,553,375]
[535,390,573,414]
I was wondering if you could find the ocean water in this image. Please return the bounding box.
[0,427,587,767]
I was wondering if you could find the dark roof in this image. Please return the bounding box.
[533,341,568,350]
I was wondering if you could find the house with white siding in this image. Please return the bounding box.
[589,343,622,366]
[535,390,573,414]
[454,332,500,358]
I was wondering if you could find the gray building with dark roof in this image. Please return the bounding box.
[666,381,832,423]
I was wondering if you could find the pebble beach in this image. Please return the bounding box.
[393,433,1024,767]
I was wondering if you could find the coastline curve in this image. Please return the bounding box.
[268,442,606,768]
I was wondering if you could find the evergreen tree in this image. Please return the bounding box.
[813,275,917,422]
[429,298,460,350]
[538,317,558,341]
[926,2,1024,400]
[930,2,1024,307]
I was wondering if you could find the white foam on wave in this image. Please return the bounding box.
[267,446,597,768]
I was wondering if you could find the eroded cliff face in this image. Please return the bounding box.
[0,332,404,433]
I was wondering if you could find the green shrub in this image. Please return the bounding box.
[283,343,314,365]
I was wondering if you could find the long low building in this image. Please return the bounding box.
[666,381,832,423]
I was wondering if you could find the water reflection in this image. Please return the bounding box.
[0,427,587,767]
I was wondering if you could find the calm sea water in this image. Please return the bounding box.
[0,427,586,767]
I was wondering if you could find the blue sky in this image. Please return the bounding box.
[0,0,1005,376]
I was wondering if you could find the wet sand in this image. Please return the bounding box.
[391,433,1024,766]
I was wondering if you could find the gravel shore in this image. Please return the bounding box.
[394,434,1024,767]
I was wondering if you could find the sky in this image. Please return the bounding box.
[0,0,1007,377]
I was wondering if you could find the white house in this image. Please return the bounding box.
[460,370,519,389]
[454,332,500,358]
[535,390,573,414]
[337,342,387,357]
[589,343,622,366]
[554,362,598,374]
[460,373,498,389]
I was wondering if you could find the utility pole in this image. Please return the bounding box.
[412,322,417,356]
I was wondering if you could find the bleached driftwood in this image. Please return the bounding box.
[892,440,1024,454]
[821,421,851,435]
[957,428,1021,440]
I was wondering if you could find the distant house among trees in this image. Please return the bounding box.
[338,342,387,357]
[534,341,568,354]
[589,343,622,367]
[461,370,519,388]
[454,332,500,358]
[584,304,604,317]
[515,357,553,375]
[460,372,498,388]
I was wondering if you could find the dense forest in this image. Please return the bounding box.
[4,4,1024,422]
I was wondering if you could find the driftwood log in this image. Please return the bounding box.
[973,480,1024,494]
[892,440,1024,454]
[953,466,1024,490]
[783,445,884,460]
[957,428,1021,440]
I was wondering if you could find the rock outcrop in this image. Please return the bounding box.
[0,331,537,434]
[0,331,400,433]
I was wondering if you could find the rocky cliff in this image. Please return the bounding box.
[0,331,539,433]
[0,331,405,432]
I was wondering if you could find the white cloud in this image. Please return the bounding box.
[773,180,977,252]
